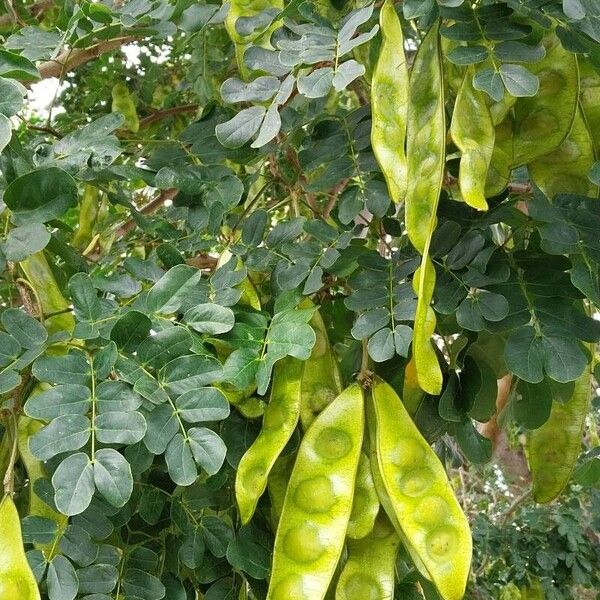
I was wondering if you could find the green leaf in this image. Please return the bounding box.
[0,113,12,154]
[110,310,152,352]
[447,45,489,65]
[367,327,395,362]
[25,384,91,421]
[76,564,119,595]
[3,167,78,225]
[69,273,101,321]
[179,527,206,568]
[0,49,39,80]
[1,308,47,348]
[202,516,234,558]
[136,327,192,369]
[122,569,166,600]
[539,328,587,383]
[21,516,58,544]
[499,63,539,96]
[95,411,146,444]
[176,388,230,423]
[2,223,51,262]
[0,77,24,116]
[215,107,266,149]
[146,265,203,313]
[473,67,504,102]
[454,418,492,463]
[494,41,545,63]
[0,332,20,367]
[52,453,95,516]
[96,380,142,413]
[513,379,552,429]
[298,67,334,98]
[143,404,179,454]
[33,351,90,386]
[93,449,133,508]
[504,326,544,383]
[165,433,197,486]
[188,427,227,475]
[220,76,280,103]
[226,525,271,580]
[30,414,91,460]
[184,303,235,334]
[573,458,600,486]
[47,555,78,600]
[162,354,223,394]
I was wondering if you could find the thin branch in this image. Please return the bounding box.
[116,188,179,237]
[139,104,200,128]
[33,36,140,83]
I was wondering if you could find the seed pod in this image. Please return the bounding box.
[450,68,495,211]
[299,307,342,430]
[236,358,303,524]
[0,494,41,600]
[370,377,472,600]
[405,22,445,395]
[112,83,139,133]
[529,107,597,199]
[346,452,379,539]
[335,512,399,600]
[371,0,409,203]
[528,366,592,503]
[267,385,364,600]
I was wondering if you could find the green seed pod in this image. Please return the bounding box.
[371,0,409,203]
[112,83,139,133]
[406,22,445,396]
[335,512,399,600]
[529,107,597,199]
[0,494,41,600]
[267,385,364,600]
[346,452,379,539]
[370,377,472,600]
[528,366,592,504]
[299,307,342,430]
[236,358,303,524]
[450,68,495,211]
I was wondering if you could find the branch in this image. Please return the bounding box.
[116,188,179,237]
[34,36,139,82]
[0,0,54,26]
[139,104,200,128]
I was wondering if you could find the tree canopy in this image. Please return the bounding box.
[0,0,599,599]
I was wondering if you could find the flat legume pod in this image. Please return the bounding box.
[370,377,472,600]
[18,412,67,558]
[580,58,600,155]
[236,357,303,524]
[494,34,579,168]
[267,452,296,527]
[405,22,445,395]
[335,512,399,600]
[528,367,592,504]
[266,385,364,600]
[371,0,409,203]
[20,252,75,336]
[0,494,41,600]
[346,452,379,539]
[450,68,495,211]
[365,394,434,582]
[529,107,598,199]
[299,308,342,430]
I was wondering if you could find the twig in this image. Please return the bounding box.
[139,104,200,128]
[116,188,179,236]
[33,36,140,83]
